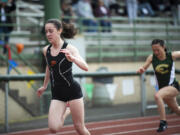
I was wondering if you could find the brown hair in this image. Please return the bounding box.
[45,19,77,39]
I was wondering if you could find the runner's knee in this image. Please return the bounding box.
[154,93,161,101]
[49,121,63,133]
[74,122,85,133]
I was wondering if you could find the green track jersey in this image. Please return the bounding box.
[152,52,175,89]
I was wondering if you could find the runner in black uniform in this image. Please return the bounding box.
[46,42,83,101]
[137,39,180,132]
[37,19,90,135]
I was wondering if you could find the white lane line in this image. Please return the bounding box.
[7,114,179,135]
[104,125,180,135]
[85,114,176,126]
[7,124,73,135]
[52,118,180,135]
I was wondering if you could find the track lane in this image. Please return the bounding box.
[6,114,180,135]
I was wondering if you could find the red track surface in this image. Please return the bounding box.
[5,114,180,135]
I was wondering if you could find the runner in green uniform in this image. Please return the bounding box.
[137,39,180,132]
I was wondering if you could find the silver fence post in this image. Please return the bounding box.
[140,73,146,116]
[16,1,21,32]
[5,81,9,133]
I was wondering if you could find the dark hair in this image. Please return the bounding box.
[151,39,167,52]
[45,19,77,39]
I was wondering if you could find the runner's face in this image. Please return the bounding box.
[45,23,61,43]
[152,44,165,59]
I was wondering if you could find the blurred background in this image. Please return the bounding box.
[0,0,180,133]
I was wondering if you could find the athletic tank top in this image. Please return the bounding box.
[152,52,176,89]
[46,42,73,87]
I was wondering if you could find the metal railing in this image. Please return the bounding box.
[1,69,180,132]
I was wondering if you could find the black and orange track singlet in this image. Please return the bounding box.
[46,42,83,102]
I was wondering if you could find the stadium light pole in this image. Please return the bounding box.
[43,0,62,75]
[44,0,61,22]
